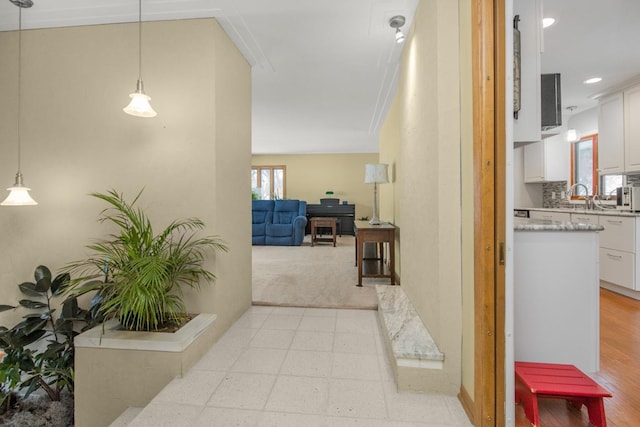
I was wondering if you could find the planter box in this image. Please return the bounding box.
[74,313,217,427]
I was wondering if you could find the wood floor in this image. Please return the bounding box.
[515,288,640,426]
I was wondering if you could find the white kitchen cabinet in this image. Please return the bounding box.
[599,215,636,290]
[523,137,569,182]
[624,85,640,173]
[513,0,542,143]
[598,93,625,174]
[571,213,599,225]
[529,210,571,221]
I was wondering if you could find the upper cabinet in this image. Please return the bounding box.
[598,93,624,174]
[513,0,543,143]
[625,85,640,173]
[523,135,569,183]
[598,84,640,174]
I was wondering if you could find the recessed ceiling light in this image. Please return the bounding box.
[584,77,602,84]
[542,18,555,28]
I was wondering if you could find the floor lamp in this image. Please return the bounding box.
[365,163,389,225]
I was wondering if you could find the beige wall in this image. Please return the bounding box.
[0,19,251,337]
[252,153,379,219]
[379,0,470,395]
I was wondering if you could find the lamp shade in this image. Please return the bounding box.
[566,128,578,142]
[364,163,389,184]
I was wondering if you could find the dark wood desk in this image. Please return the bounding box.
[310,217,337,247]
[354,221,396,287]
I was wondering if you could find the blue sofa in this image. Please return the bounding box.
[252,199,307,246]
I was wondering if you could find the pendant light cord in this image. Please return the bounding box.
[17,7,22,175]
[138,0,142,82]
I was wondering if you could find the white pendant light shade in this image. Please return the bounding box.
[1,173,37,206]
[395,29,405,44]
[123,80,157,117]
[2,4,37,207]
[566,128,578,142]
[124,0,157,118]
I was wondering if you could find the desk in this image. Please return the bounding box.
[310,217,337,247]
[354,221,396,286]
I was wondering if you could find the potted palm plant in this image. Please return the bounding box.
[65,189,228,427]
[63,188,227,332]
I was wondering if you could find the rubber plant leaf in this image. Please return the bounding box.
[18,282,41,297]
[34,265,52,283]
[18,300,47,309]
[0,304,16,312]
[18,329,47,347]
[51,272,71,296]
[34,276,51,292]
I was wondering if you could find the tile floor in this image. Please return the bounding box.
[118,306,472,427]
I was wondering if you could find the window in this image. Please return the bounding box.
[251,166,286,200]
[571,133,624,199]
[570,134,598,197]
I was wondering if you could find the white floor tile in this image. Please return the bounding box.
[298,315,337,332]
[129,402,203,427]
[258,411,325,427]
[249,328,295,349]
[194,407,261,426]
[331,352,380,380]
[271,306,306,316]
[230,347,287,374]
[152,370,225,405]
[327,378,388,419]
[127,305,472,427]
[207,372,276,410]
[333,331,377,354]
[303,307,338,317]
[291,330,335,352]
[326,417,393,426]
[264,376,329,414]
[280,349,332,377]
[262,314,303,330]
[335,316,375,335]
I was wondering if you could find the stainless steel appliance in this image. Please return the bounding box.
[616,186,640,211]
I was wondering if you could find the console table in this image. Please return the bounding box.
[354,221,396,287]
[306,204,355,236]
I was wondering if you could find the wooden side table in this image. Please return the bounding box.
[354,221,396,286]
[310,217,337,247]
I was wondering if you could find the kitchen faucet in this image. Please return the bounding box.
[566,183,591,209]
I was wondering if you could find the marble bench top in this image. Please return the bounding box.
[376,285,444,363]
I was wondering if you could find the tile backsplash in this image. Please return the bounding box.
[542,181,567,208]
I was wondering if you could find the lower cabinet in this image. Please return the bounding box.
[600,248,635,289]
[598,215,637,292]
[529,211,571,222]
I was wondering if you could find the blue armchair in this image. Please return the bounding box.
[252,200,307,246]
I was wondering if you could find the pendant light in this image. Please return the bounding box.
[123,0,157,118]
[2,0,37,206]
[566,106,578,142]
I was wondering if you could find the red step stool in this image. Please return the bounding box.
[515,361,612,427]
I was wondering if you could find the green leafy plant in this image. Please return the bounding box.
[64,189,228,332]
[0,265,90,411]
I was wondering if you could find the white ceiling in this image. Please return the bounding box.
[0,0,418,155]
[1,0,639,153]
[541,0,640,117]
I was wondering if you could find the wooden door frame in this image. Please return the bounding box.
[472,0,506,426]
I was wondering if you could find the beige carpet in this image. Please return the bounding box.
[252,235,383,309]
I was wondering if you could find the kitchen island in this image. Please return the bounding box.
[514,217,603,373]
[526,207,640,300]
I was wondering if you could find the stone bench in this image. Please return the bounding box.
[376,285,446,393]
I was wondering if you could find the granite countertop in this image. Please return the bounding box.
[514,217,604,232]
[526,206,640,217]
